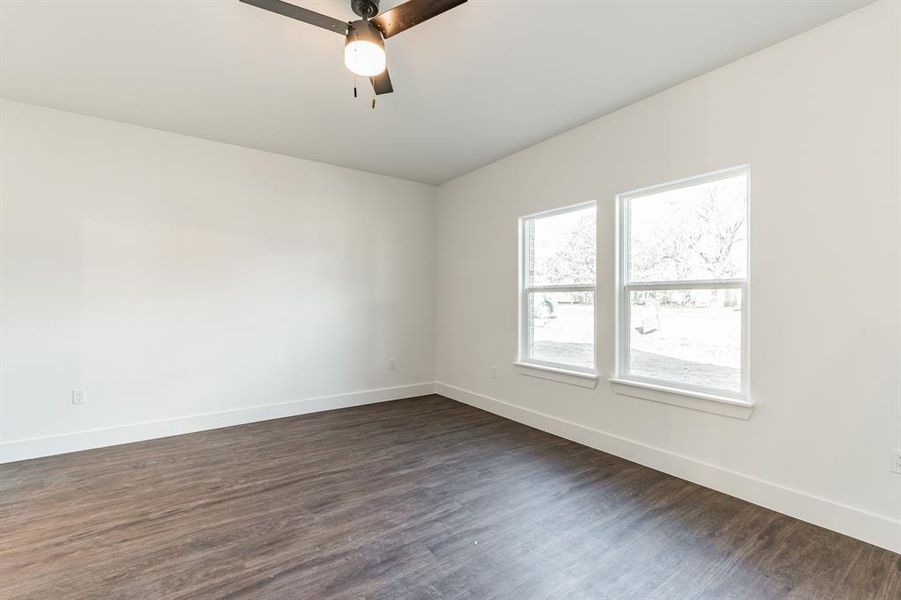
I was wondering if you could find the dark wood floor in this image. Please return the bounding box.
[1,395,898,599]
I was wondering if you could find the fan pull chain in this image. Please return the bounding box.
[352,28,359,99]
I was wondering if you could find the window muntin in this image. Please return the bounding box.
[520,203,597,373]
[618,168,749,398]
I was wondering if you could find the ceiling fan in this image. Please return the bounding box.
[239,0,467,97]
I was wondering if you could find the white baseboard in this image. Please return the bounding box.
[435,381,901,555]
[0,382,437,464]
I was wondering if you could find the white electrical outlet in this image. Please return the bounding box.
[71,389,86,405]
[490,366,497,379]
[892,449,901,475]
[388,358,396,370]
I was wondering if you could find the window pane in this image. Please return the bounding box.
[628,289,742,393]
[528,291,594,370]
[528,205,596,286]
[628,172,747,283]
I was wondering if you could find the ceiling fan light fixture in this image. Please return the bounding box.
[240,0,469,96]
[344,20,386,77]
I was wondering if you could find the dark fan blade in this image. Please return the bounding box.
[371,0,466,39]
[371,69,394,95]
[239,0,347,35]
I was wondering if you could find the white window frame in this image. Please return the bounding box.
[615,166,750,401]
[517,201,598,378]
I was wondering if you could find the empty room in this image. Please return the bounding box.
[1,0,900,598]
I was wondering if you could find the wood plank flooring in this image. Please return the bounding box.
[1,394,899,599]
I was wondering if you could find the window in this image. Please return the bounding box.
[616,167,749,399]
[519,202,597,374]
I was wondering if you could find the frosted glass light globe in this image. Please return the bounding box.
[344,39,386,77]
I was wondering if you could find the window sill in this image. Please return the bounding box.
[514,362,598,389]
[609,378,755,420]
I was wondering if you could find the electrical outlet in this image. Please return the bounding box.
[388,358,396,370]
[71,389,86,405]
[490,366,497,379]
[892,449,901,475]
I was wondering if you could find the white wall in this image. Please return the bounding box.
[0,100,436,460]
[436,1,901,552]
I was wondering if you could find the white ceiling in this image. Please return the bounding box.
[0,0,871,184]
